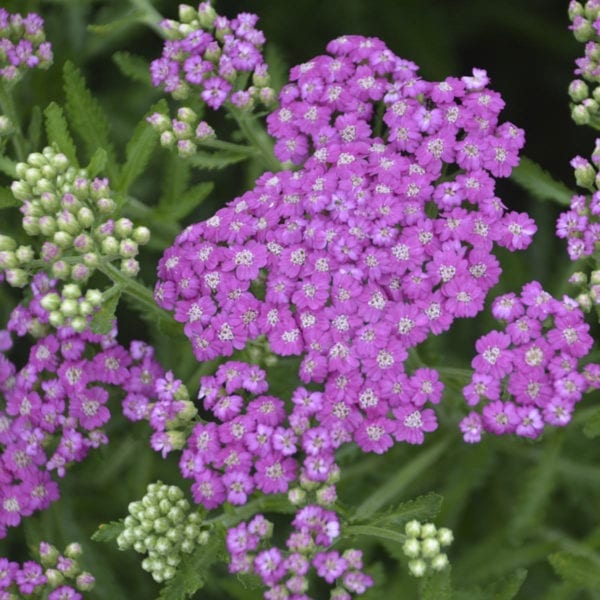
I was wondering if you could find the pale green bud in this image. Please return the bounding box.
[197,2,216,27]
[53,231,73,249]
[155,536,173,555]
[85,289,103,306]
[405,520,421,538]
[83,252,99,268]
[45,568,65,587]
[153,517,170,534]
[11,180,31,201]
[421,537,440,558]
[569,79,589,103]
[77,207,95,228]
[56,211,80,235]
[15,245,34,264]
[5,268,28,287]
[40,192,59,212]
[431,553,449,571]
[577,292,593,311]
[0,251,17,269]
[572,103,591,125]
[0,115,13,135]
[119,239,138,258]
[180,539,194,554]
[76,572,96,592]
[41,164,56,179]
[403,538,421,558]
[64,542,83,559]
[114,218,133,238]
[15,161,28,178]
[52,153,70,172]
[198,530,210,545]
[101,236,119,255]
[408,559,427,578]
[28,152,47,168]
[97,197,116,214]
[35,177,54,194]
[51,260,71,279]
[60,298,79,317]
[160,131,176,148]
[179,4,197,23]
[39,215,57,236]
[120,258,140,276]
[421,523,437,538]
[177,139,196,157]
[288,487,306,505]
[62,283,82,299]
[438,527,454,547]
[177,106,197,124]
[0,235,16,251]
[22,216,40,235]
[41,292,61,311]
[167,506,186,524]
[78,300,93,316]
[48,311,65,328]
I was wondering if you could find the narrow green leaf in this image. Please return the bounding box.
[116,100,166,193]
[583,405,600,438]
[353,436,451,521]
[422,569,452,600]
[0,186,17,209]
[485,568,528,600]
[91,520,125,543]
[508,431,563,536]
[159,153,191,207]
[90,291,120,334]
[549,552,600,590]
[0,154,17,178]
[63,61,117,179]
[345,524,406,545]
[87,147,108,178]
[155,181,214,222]
[44,102,79,165]
[28,105,42,151]
[510,156,573,206]
[369,493,444,527]
[113,51,153,86]
[187,150,248,170]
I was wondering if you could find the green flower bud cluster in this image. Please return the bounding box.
[148,109,217,159]
[1,146,150,329]
[569,2,600,125]
[402,520,453,577]
[0,114,13,136]
[289,464,340,508]
[116,481,209,583]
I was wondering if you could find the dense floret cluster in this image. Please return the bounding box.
[460,281,600,442]
[227,510,373,599]
[155,35,533,455]
[0,540,94,598]
[150,3,274,110]
[0,274,167,537]
[0,9,52,82]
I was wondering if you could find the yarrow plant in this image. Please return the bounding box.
[0,2,599,599]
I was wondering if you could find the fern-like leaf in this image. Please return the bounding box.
[422,569,453,600]
[116,99,166,193]
[368,492,443,527]
[91,520,125,543]
[44,102,79,165]
[583,405,600,438]
[187,150,248,170]
[63,61,117,179]
[0,186,17,209]
[90,291,120,335]
[155,181,214,222]
[113,51,153,86]
[510,156,573,206]
[549,552,600,590]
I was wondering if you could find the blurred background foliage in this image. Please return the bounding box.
[1,0,600,598]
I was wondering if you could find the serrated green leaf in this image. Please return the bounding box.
[91,520,125,543]
[187,150,248,170]
[486,568,528,600]
[87,147,108,178]
[0,186,17,209]
[116,100,165,193]
[549,552,600,590]
[44,102,79,165]
[90,291,120,334]
[113,51,152,86]
[155,181,214,222]
[510,156,573,206]
[28,106,42,151]
[353,436,451,522]
[422,568,452,600]
[63,61,117,179]
[583,405,600,438]
[369,493,443,528]
[159,154,190,208]
[157,533,225,600]
[88,11,145,35]
[0,154,17,178]
[344,524,406,545]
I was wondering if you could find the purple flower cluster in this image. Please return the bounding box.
[156,35,533,454]
[227,510,373,599]
[150,3,273,109]
[0,274,166,537]
[556,147,600,260]
[0,9,52,81]
[460,281,600,443]
[0,541,94,599]
[179,361,342,510]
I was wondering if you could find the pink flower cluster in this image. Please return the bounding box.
[0,9,52,81]
[155,35,534,454]
[150,4,271,109]
[227,510,373,599]
[460,281,600,442]
[556,150,600,260]
[0,274,166,537]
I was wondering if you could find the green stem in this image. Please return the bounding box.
[198,138,257,156]
[129,0,165,37]
[0,81,27,162]
[97,259,173,323]
[228,106,282,172]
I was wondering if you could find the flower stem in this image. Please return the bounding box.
[0,81,27,162]
[228,106,282,172]
[129,0,165,37]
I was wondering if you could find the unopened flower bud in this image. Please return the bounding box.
[96,197,116,214]
[288,487,306,505]
[147,112,171,133]
[15,245,34,264]
[0,115,13,135]
[71,264,91,282]
[572,156,596,189]
[51,260,70,279]
[76,572,96,591]
[421,523,437,538]
[197,2,217,27]
[57,211,81,235]
[39,542,60,567]
[41,292,61,311]
[172,119,193,139]
[0,235,16,251]
[101,236,119,255]
[572,103,591,125]
[62,283,82,299]
[132,226,151,245]
[177,139,197,157]
[73,234,93,253]
[115,218,134,238]
[177,107,197,124]
[11,180,31,201]
[45,568,65,587]
[408,559,427,577]
[160,131,176,148]
[431,553,449,571]
[53,231,73,249]
[121,258,140,276]
[421,537,440,558]
[166,430,186,451]
[5,268,28,287]
[40,192,58,212]
[52,153,69,172]
[28,152,47,168]
[38,215,57,236]
[83,252,99,268]
[35,177,54,194]
[572,16,594,42]
[64,542,83,559]
[403,538,421,558]
[569,79,589,103]
[85,288,103,306]
[60,298,79,317]
[77,207,95,228]
[22,216,41,235]
[0,251,17,268]
[48,310,65,328]
[195,121,215,140]
[178,4,197,23]
[405,520,421,538]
